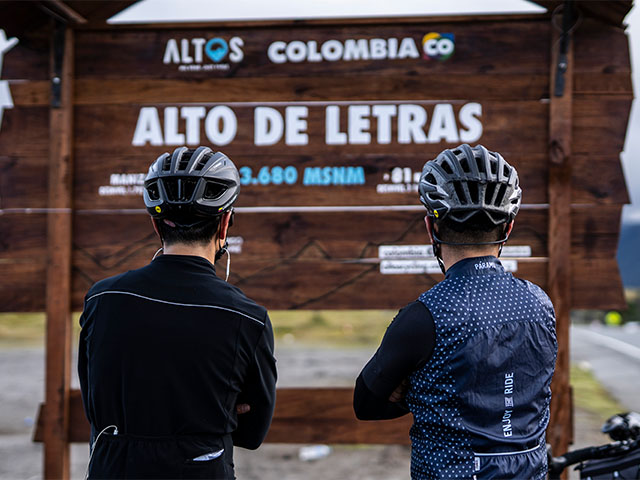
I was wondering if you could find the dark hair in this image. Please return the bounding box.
[157,216,221,247]
[435,212,507,246]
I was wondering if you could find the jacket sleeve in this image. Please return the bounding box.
[232,314,277,449]
[77,298,95,430]
[353,301,435,420]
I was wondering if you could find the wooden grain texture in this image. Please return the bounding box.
[9,72,631,108]
[0,107,49,156]
[43,24,74,480]
[68,152,628,211]
[0,251,625,312]
[66,97,627,155]
[0,151,629,210]
[0,205,623,261]
[74,76,550,104]
[74,21,551,79]
[0,27,50,81]
[547,19,574,460]
[33,387,413,445]
[0,206,625,312]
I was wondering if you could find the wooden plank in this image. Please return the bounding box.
[67,98,627,157]
[0,156,49,209]
[0,28,50,81]
[0,262,47,311]
[67,73,632,106]
[68,256,623,312]
[0,206,625,312]
[0,213,48,257]
[74,75,551,104]
[573,17,631,74]
[34,387,412,445]
[74,21,551,79]
[0,107,49,156]
[43,23,73,480]
[0,150,628,212]
[70,101,545,157]
[9,80,50,106]
[0,256,625,314]
[0,204,622,261]
[572,97,631,155]
[547,17,573,459]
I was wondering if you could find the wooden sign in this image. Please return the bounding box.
[0,15,630,312]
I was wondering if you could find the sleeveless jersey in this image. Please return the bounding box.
[407,256,557,479]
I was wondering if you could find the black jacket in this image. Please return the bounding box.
[78,254,277,478]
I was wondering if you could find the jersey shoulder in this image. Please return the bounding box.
[219,281,269,325]
[517,277,555,314]
[85,270,134,300]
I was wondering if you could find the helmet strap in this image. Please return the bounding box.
[214,217,231,280]
[426,216,447,275]
[433,241,446,275]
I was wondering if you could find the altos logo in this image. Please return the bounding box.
[422,33,455,60]
[267,35,454,64]
[163,37,244,71]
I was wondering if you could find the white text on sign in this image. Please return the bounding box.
[131,103,483,147]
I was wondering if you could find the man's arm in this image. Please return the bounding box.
[77,299,96,429]
[353,301,435,420]
[232,314,277,450]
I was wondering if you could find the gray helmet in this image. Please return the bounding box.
[144,146,240,220]
[418,144,521,225]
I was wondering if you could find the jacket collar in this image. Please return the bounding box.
[445,255,505,279]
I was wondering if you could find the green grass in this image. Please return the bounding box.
[0,310,394,348]
[571,363,625,423]
[0,312,81,347]
[270,310,394,347]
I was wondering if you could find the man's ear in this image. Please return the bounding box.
[424,216,436,243]
[218,211,232,243]
[504,220,515,239]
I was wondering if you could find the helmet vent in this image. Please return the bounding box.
[425,173,437,185]
[453,181,468,205]
[178,149,196,171]
[146,181,160,201]
[460,158,470,173]
[490,160,498,175]
[203,181,227,200]
[163,177,198,202]
[468,181,479,204]
[162,156,172,171]
[475,155,485,174]
[194,153,212,171]
[178,158,190,171]
[181,178,198,201]
[503,165,510,177]
[442,161,453,175]
[495,184,508,206]
[485,182,497,204]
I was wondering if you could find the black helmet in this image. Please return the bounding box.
[418,144,521,225]
[144,146,240,221]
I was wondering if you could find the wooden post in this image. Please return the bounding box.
[547,1,574,458]
[43,20,74,480]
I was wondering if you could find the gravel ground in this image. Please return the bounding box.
[0,344,605,480]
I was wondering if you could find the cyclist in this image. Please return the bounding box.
[78,146,277,479]
[354,144,557,479]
